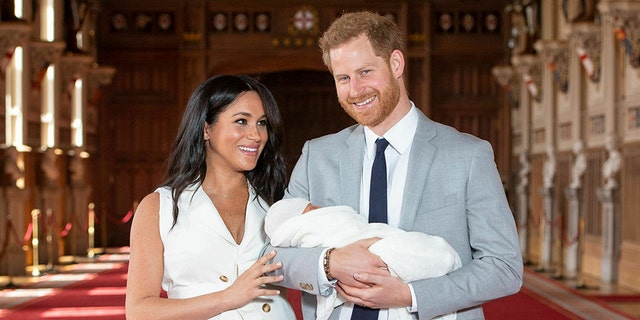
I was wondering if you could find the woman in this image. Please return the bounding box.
[126,74,295,319]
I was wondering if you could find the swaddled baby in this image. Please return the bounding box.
[265,198,461,320]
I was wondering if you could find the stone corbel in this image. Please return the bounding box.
[570,23,601,83]
[511,54,543,103]
[0,23,31,78]
[58,54,94,93]
[29,41,66,88]
[534,40,570,93]
[599,2,640,68]
[86,64,116,104]
[0,22,30,54]
[492,65,521,107]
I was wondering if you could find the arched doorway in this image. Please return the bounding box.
[258,70,355,176]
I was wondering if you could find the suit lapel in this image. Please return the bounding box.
[399,114,437,230]
[341,126,365,211]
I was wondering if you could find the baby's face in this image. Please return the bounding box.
[302,203,321,214]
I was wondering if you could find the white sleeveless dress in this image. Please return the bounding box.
[157,184,296,320]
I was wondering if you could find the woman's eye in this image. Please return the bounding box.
[235,119,247,125]
[257,119,268,126]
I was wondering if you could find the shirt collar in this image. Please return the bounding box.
[364,102,419,158]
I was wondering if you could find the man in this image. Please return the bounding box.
[267,11,523,320]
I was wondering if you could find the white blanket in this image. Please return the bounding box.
[266,205,461,320]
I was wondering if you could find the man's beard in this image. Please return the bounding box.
[340,73,401,127]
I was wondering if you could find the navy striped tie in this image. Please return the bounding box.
[351,138,389,320]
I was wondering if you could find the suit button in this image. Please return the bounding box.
[219,275,228,282]
[262,303,271,313]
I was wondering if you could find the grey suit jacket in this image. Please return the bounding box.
[268,110,523,319]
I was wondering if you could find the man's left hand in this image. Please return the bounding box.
[335,272,412,309]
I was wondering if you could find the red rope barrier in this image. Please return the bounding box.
[59,222,73,237]
[107,206,135,225]
[6,219,32,248]
[24,222,33,244]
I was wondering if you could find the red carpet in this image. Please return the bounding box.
[1,258,636,320]
[0,263,127,320]
[287,287,580,319]
[484,287,582,320]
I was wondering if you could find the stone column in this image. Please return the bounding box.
[3,147,30,277]
[598,133,621,283]
[598,187,620,284]
[68,148,92,257]
[539,186,554,271]
[563,140,587,280]
[41,207,60,270]
[516,151,531,262]
[538,147,556,272]
[39,148,63,269]
[3,187,30,277]
[563,188,580,280]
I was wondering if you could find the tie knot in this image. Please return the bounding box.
[375,138,389,154]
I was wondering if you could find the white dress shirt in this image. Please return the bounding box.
[338,104,419,320]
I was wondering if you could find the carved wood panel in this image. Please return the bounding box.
[622,144,640,243]
[93,0,513,247]
[259,71,354,176]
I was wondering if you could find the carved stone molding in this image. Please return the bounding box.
[511,54,542,103]
[492,65,521,107]
[0,22,31,55]
[534,40,569,93]
[599,2,640,68]
[570,23,601,83]
[29,41,66,86]
[59,54,94,91]
[86,65,116,101]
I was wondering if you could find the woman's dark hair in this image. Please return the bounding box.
[161,74,287,226]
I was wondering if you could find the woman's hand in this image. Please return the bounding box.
[223,250,284,309]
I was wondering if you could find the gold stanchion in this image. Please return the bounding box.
[31,209,41,277]
[45,208,54,270]
[101,202,107,254]
[87,203,96,258]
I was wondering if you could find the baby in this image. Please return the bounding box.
[265,198,461,320]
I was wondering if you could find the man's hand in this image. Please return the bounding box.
[329,238,387,288]
[336,273,412,309]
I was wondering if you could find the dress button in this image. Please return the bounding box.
[262,303,271,313]
[219,275,228,282]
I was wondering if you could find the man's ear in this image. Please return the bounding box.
[390,49,405,78]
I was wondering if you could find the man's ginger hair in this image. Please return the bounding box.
[318,11,406,73]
